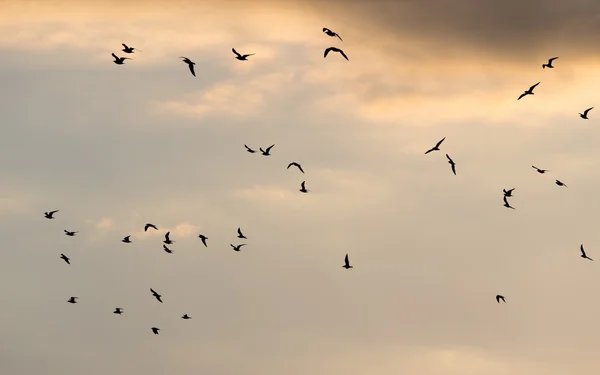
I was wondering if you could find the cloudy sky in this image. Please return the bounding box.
[2,0,600,374]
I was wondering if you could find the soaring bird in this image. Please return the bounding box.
[64,230,78,236]
[542,57,558,69]
[517,82,540,100]
[44,210,59,219]
[244,144,256,153]
[343,254,353,269]
[198,234,208,247]
[503,196,515,209]
[324,47,349,61]
[287,162,305,173]
[232,48,254,61]
[580,107,594,119]
[182,314,191,319]
[163,244,174,254]
[164,231,175,244]
[151,327,160,335]
[503,188,515,197]
[144,223,158,232]
[496,295,506,303]
[231,244,246,251]
[122,43,141,54]
[237,228,247,239]
[424,137,446,154]
[150,288,163,303]
[532,166,549,174]
[122,235,132,243]
[260,144,275,156]
[555,180,567,187]
[60,253,70,264]
[112,53,131,65]
[299,181,309,193]
[180,57,196,77]
[67,297,78,304]
[322,27,343,41]
[114,308,123,315]
[446,154,456,175]
[580,244,593,261]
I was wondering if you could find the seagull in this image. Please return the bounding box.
[237,228,247,239]
[322,27,343,41]
[179,57,196,77]
[144,223,158,232]
[517,82,540,100]
[555,180,568,187]
[163,244,174,254]
[67,297,78,304]
[343,253,353,269]
[496,295,506,303]
[164,231,175,244]
[446,154,456,175]
[244,144,256,153]
[182,314,191,319]
[580,107,594,119]
[542,57,558,69]
[299,181,309,193]
[60,253,70,264]
[113,308,123,315]
[150,288,163,303]
[503,188,515,197]
[151,327,160,335]
[44,210,59,219]
[324,47,349,61]
[287,162,305,173]
[112,53,131,65]
[198,234,208,247]
[122,235,132,243]
[231,244,246,251]
[232,48,254,61]
[503,196,515,209]
[532,166,549,174]
[424,137,446,154]
[260,144,274,156]
[64,230,78,237]
[580,244,593,261]
[122,43,142,53]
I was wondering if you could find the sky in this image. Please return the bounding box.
[2,0,600,374]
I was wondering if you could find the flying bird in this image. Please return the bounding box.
[151,327,160,335]
[260,144,275,156]
[503,196,515,209]
[244,144,256,153]
[324,47,349,61]
[555,180,567,187]
[122,43,142,53]
[580,244,593,261]
[496,295,506,303]
[579,107,594,119]
[60,253,70,264]
[164,231,175,244]
[114,308,123,315]
[122,235,132,243]
[163,244,174,254]
[287,162,305,173]
[144,223,158,232]
[299,181,309,193]
[322,27,343,41]
[67,297,78,304]
[64,230,78,236]
[150,288,163,303]
[237,228,247,239]
[532,166,549,174]
[503,188,515,197]
[182,314,191,319]
[343,254,353,269]
[424,137,446,154]
[44,210,58,219]
[231,244,246,251]
[198,234,208,247]
[542,57,558,69]
[111,53,131,65]
[232,48,254,61]
[446,154,456,175]
[517,82,540,100]
[179,57,196,77]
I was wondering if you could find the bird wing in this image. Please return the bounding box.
[339,49,349,61]
[239,244,246,248]
[266,144,274,152]
[446,154,453,162]
[581,245,586,257]
[243,54,255,58]
[150,288,157,295]
[424,147,435,154]
[122,43,128,48]
[244,144,253,151]
[165,231,170,241]
[585,107,594,115]
[50,210,59,214]
[435,137,446,148]
[232,48,242,58]
[451,164,456,175]
[301,181,306,189]
[188,63,196,77]
[237,228,243,236]
[111,53,118,59]
[298,165,305,173]
[517,92,527,100]
[324,47,332,58]
[345,254,350,266]
[507,188,515,193]
[496,295,500,302]
[549,57,558,62]
[201,237,207,247]
[323,27,331,33]
[529,82,540,91]
[336,34,343,41]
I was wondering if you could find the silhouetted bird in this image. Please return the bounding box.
[542,57,558,69]
[260,144,274,156]
[532,166,549,174]
[287,162,305,173]
[122,235,132,243]
[555,180,567,187]
[324,47,349,61]
[231,244,246,251]
[114,308,123,315]
[112,53,131,65]
[151,327,160,335]
[343,254,353,269]
[198,234,208,247]
[446,154,456,175]
[64,230,78,236]
[182,314,191,319]
[503,188,515,197]
[299,181,309,193]
[322,27,343,41]
[496,295,506,303]
[60,253,70,264]
[44,210,58,219]
[424,137,446,154]
[503,196,515,209]
[163,244,174,254]
[580,107,593,119]
[237,228,247,239]
[580,244,593,261]
[67,297,78,304]
[164,231,175,244]
[232,48,254,60]
[518,82,540,100]
[179,57,196,77]
[145,223,158,232]
[244,144,256,153]
[150,288,163,303]
[122,43,141,53]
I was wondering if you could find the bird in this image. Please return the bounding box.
[231,244,246,251]
[580,244,594,261]
[287,162,305,173]
[322,27,343,41]
[260,144,274,156]
[179,57,196,77]
[343,254,353,269]
[446,154,456,175]
[164,231,175,244]
[324,47,349,61]
[163,244,174,254]
[122,235,132,243]
[64,230,78,236]
[542,57,558,69]
[151,327,160,335]
[67,297,78,304]
[182,314,191,319]
[237,228,247,239]
[496,295,506,303]
[198,234,208,247]
[517,82,540,100]
[299,181,309,193]
[44,210,59,219]
[503,196,515,209]
[244,144,256,153]
[60,253,70,264]
[424,137,446,154]
[144,223,158,232]
[579,107,594,119]
[113,308,123,315]
[232,48,254,61]
[555,180,568,187]
[532,166,549,174]
[121,43,141,53]
[503,188,515,197]
[150,288,163,303]
[111,53,131,65]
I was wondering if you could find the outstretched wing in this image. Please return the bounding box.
[265,144,275,153]
[344,254,350,267]
[338,49,349,61]
[435,137,446,148]
[188,63,196,77]
[581,244,586,257]
[232,48,242,58]
[111,53,118,59]
[336,33,343,42]
[517,92,527,100]
[529,82,540,91]
[548,57,559,63]
[585,107,594,115]
[324,47,332,58]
